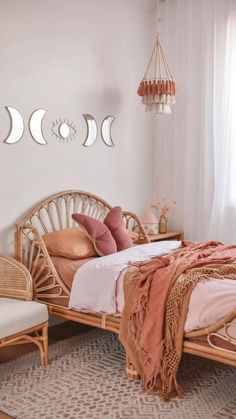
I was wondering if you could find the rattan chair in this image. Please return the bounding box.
[0,254,48,366]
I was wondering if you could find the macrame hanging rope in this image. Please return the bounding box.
[137,0,177,114]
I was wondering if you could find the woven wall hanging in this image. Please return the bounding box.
[137,0,176,114]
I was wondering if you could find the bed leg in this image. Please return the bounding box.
[125,354,140,380]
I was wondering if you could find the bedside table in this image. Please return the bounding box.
[147,231,183,242]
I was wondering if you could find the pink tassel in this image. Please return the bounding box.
[151,80,156,95]
[157,80,161,95]
[160,80,165,95]
[147,81,152,95]
[137,81,143,96]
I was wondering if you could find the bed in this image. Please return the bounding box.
[15,190,236,388]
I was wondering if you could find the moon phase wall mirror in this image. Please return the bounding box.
[51,119,76,142]
[101,116,114,147]
[4,107,47,145]
[82,114,115,147]
[4,107,24,144]
[29,109,47,145]
[82,114,98,147]
[3,108,115,147]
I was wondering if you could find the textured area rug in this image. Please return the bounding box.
[0,329,236,419]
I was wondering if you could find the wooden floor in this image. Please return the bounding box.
[0,321,90,419]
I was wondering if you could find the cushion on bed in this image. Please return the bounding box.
[43,227,97,259]
[104,206,133,251]
[72,214,117,256]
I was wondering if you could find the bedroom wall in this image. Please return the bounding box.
[0,0,155,253]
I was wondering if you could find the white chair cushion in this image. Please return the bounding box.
[0,298,48,339]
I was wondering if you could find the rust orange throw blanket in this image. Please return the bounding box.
[119,241,236,399]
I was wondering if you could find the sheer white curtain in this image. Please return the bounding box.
[153,0,236,243]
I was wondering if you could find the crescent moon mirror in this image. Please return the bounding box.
[29,109,47,145]
[101,116,115,147]
[4,107,24,144]
[82,114,98,147]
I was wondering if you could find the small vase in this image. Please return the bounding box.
[159,215,168,234]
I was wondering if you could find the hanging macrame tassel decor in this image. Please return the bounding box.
[137,0,176,114]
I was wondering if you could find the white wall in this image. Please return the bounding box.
[0,0,156,253]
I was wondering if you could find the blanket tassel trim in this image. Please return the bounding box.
[129,263,236,400]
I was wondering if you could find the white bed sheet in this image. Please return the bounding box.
[69,241,181,314]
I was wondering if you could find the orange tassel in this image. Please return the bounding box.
[147,80,152,95]
[171,81,176,96]
[143,81,148,95]
[164,80,168,95]
[154,80,159,94]
[151,80,156,95]
[137,81,143,96]
[161,80,165,95]
[166,80,170,95]
[173,81,176,95]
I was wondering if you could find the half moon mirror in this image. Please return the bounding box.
[4,107,24,144]
[82,114,98,147]
[29,109,47,145]
[101,116,114,147]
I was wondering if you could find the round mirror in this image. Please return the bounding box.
[59,122,70,139]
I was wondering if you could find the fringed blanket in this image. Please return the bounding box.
[119,241,236,400]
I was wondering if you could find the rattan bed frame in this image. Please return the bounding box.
[15,190,236,379]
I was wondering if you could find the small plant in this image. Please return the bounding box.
[151,200,177,218]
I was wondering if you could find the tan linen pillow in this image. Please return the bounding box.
[43,227,97,259]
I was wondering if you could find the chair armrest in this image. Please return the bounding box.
[0,254,33,301]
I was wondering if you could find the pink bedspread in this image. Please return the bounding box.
[117,273,236,333]
[69,242,236,334]
[185,278,236,332]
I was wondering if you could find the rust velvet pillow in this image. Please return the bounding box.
[43,227,97,259]
[72,213,117,256]
[104,206,133,251]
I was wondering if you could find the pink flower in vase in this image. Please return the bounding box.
[151,200,176,220]
[161,206,169,217]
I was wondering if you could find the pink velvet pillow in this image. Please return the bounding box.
[72,213,117,256]
[104,206,133,251]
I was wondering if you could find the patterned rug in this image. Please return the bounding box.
[0,328,236,419]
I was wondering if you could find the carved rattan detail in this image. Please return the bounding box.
[207,322,236,354]
[184,306,236,366]
[0,323,48,367]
